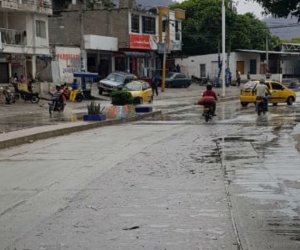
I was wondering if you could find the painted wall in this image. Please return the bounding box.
[55,47,81,83]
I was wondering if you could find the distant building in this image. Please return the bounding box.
[0,0,52,83]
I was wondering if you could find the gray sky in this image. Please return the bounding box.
[176,0,264,19]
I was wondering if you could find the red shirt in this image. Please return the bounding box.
[203,90,217,100]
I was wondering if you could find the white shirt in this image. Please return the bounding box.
[256,84,269,97]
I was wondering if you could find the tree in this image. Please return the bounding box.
[252,0,300,19]
[170,0,278,56]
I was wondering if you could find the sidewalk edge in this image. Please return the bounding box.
[0,110,162,151]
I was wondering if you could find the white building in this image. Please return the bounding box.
[176,48,300,82]
[0,0,52,83]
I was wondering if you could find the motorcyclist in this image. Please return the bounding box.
[53,84,66,105]
[254,78,271,112]
[202,84,218,116]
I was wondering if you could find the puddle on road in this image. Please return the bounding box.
[0,112,84,133]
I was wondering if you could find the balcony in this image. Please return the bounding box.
[0,28,26,45]
[0,0,52,15]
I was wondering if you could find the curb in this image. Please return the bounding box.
[0,110,162,151]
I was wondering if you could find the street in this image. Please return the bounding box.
[1,94,300,250]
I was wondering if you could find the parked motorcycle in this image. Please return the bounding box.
[15,90,40,103]
[192,75,213,86]
[64,89,84,102]
[1,87,16,104]
[48,93,65,115]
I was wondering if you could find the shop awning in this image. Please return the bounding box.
[123,52,150,58]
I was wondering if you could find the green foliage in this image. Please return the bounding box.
[252,0,300,20]
[281,37,300,44]
[111,91,133,106]
[170,0,279,55]
[87,101,105,115]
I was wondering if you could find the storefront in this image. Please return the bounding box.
[84,35,118,80]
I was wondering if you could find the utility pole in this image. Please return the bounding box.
[80,0,86,73]
[266,29,269,74]
[161,14,169,92]
[222,0,226,97]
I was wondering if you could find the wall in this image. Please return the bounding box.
[176,52,263,80]
[55,46,81,83]
[34,14,49,48]
[49,9,129,48]
[36,57,52,81]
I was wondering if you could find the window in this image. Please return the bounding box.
[131,14,140,33]
[36,20,46,38]
[272,82,284,90]
[142,16,156,35]
[175,21,179,32]
[162,20,167,32]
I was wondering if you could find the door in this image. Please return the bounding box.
[200,64,206,77]
[270,82,285,103]
[0,63,9,83]
[250,59,256,74]
[236,61,245,74]
[142,82,152,102]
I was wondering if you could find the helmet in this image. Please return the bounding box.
[55,84,61,87]
[259,78,265,84]
[206,83,212,90]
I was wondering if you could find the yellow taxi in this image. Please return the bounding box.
[240,80,297,107]
[124,80,153,104]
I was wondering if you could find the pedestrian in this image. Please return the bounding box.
[27,74,34,93]
[236,71,241,86]
[151,73,159,96]
[19,75,25,83]
[247,71,251,80]
[11,73,19,93]
[176,64,181,73]
[70,79,79,102]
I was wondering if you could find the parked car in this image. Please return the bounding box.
[164,73,192,88]
[124,81,153,104]
[98,71,136,95]
[240,80,297,107]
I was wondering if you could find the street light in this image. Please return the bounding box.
[222,0,226,97]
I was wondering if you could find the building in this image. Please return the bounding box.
[47,0,185,83]
[0,0,52,84]
[176,45,300,82]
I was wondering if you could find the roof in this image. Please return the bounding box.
[236,49,300,55]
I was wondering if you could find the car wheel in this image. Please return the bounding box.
[149,96,153,103]
[241,102,248,107]
[287,96,294,105]
[273,103,278,106]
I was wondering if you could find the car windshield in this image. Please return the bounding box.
[166,72,176,78]
[125,84,141,91]
[106,73,125,83]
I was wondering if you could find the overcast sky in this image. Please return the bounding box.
[176,0,264,19]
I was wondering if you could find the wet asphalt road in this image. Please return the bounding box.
[1,95,300,250]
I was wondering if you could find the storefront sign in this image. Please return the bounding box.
[130,34,158,50]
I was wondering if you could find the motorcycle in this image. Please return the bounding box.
[203,104,214,122]
[1,87,16,104]
[49,93,65,115]
[15,90,40,103]
[64,88,84,102]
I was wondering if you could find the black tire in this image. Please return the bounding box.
[241,102,248,107]
[149,96,153,103]
[15,94,19,101]
[76,94,84,102]
[49,105,52,115]
[31,96,40,103]
[205,114,209,122]
[287,96,294,106]
[273,103,278,106]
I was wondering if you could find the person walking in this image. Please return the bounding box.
[70,79,79,102]
[151,73,159,96]
[236,71,241,86]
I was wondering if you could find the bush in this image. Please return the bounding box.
[111,90,133,106]
[87,101,105,115]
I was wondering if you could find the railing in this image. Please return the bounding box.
[0,0,52,8]
[0,28,26,45]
